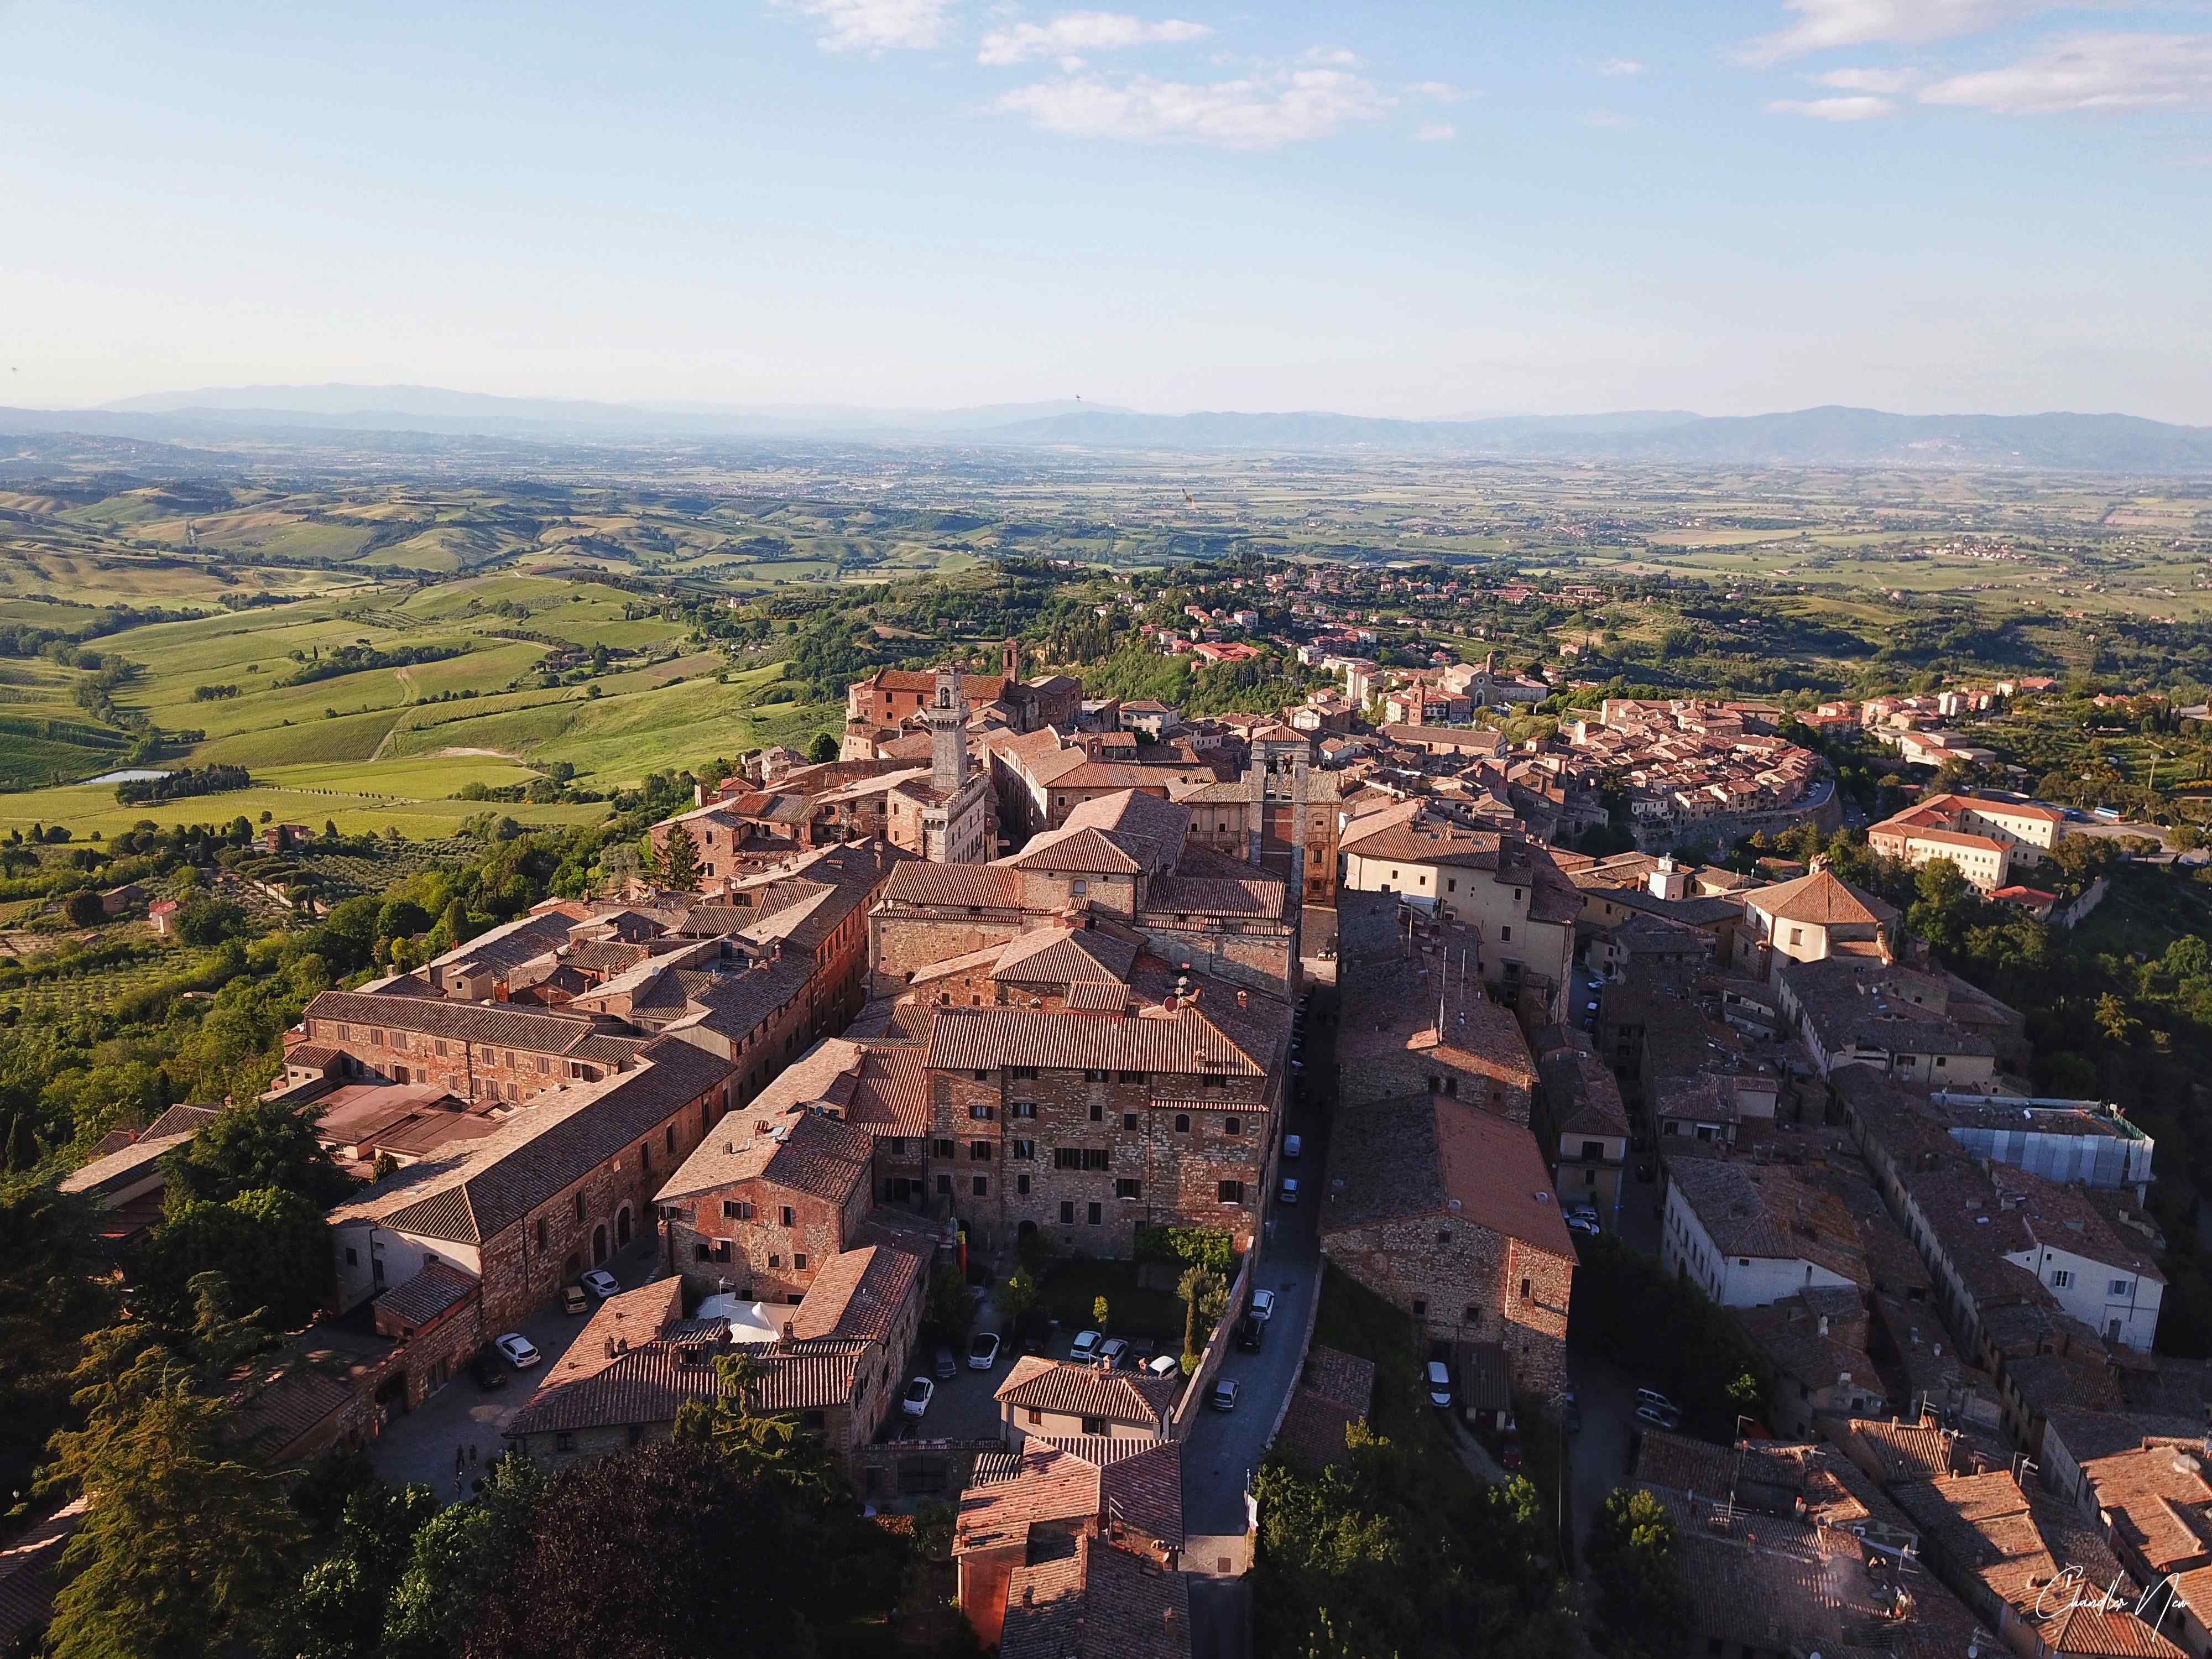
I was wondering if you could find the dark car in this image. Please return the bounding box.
[468,1347,509,1391]
[1014,1308,1053,1355]
[1233,1313,1263,1353]
[1500,1434,1524,1472]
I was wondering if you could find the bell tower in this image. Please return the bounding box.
[930,665,969,794]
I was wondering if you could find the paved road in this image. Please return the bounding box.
[369,1236,663,1498]
[1178,979,1331,1538]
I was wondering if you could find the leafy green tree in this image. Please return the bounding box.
[135,1185,333,1329]
[672,1350,846,1504]
[1178,1265,1225,1361]
[3,1111,39,1171]
[166,1097,356,1209]
[384,1455,548,1659]
[289,1480,441,1659]
[39,1332,302,1659]
[1585,1487,1692,1659]
[807,731,839,764]
[0,1176,118,1498]
[64,890,105,927]
[175,897,249,947]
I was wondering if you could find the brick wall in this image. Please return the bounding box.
[1321,1213,1572,1395]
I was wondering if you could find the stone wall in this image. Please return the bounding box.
[1319,1213,1572,1395]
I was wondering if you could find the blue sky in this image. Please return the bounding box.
[2,0,2208,419]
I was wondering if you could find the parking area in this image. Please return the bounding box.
[368,1236,664,1499]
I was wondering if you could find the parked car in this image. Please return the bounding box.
[1635,1402,1682,1431]
[1283,1133,1303,1160]
[1250,1287,1277,1322]
[494,1333,541,1370]
[468,1347,509,1391]
[1098,1337,1130,1370]
[1279,1176,1301,1204]
[934,1346,958,1381]
[1565,1207,1601,1237]
[902,1376,935,1418]
[1426,1360,1453,1408]
[1635,1159,1656,1183]
[1014,1309,1053,1355]
[1636,1387,1681,1415]
[1210,1378,1241,1412]
[1131,1335,1158,1363]
[579,1267,620,1301]
[968,1332,1002,1370]
[1146,1353,1182,1379]
[1233,1313,1263,1353]
[1500,1433,1524,1471]
[562,1284,589,1315]
[1070,1329,1103,1364]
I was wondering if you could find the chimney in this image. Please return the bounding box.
[780,1320,795,1345]
[1021,1585,1035,1606]
[1235,989,1248,1008]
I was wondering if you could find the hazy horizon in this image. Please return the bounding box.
[5,1,2209,421]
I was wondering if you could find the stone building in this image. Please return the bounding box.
[870,787,1300,997]
[504,1258,926,1477]
[1733,867,1897,981]
[327,1036,736,1331]
[1320,1089,1576,1391]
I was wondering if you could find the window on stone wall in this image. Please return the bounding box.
[537,1218,549,1250]
[769,1254,781,1269]
[1011,1140,1035,1160]
[1060,1201,1074,1224]
[1464,1305,1480,1324]
[970,1141,991,1161]
[723,1201,754,1220]
[1175,1114,1190,1133]
[1119,1071,1147,1083]
[1412,1300,1426,1320]
[1009,1066,1037,1079]
[1087,1202,1102,1225]
[1218,1180,1243,1203]
[1017,1175,1031,1195]
[969,1102,994,1120]
[972,1176,989,1197]
[1520,1278,1532,1300]
[793,1253,808,1271]
[573,1192,586,1222]
[780,1206,795,1227]
[1011,1101,1035,1118]
[1116,1179,1141,1201]
[1122,1112,1138,1130]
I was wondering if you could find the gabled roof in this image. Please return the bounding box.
[927,1003,1263,1078]
[880,863,1026,910]
[787,1244,926,1342]
[994,1357,1182,1425]
[332,1038,734,1244]
[992,926,1142,988]
[1322,1092,1575,1256]
[1004,826,1145,876]
[999,1535,1192,1659]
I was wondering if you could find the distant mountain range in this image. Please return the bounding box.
[2,386,2209,471]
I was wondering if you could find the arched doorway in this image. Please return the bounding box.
[564,1252,582,1278]
[1017,1219,1037,1243]
[592,1224,608,1265]
[615,1206,632,1249]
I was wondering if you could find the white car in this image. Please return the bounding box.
[1070,1329,1103,1364]
[494,1333,541,1370]
[1279,1176,1300,1204]
[1250,1288,1277,1323]
[1565,1207,1601,1237]
[1210,1378,1241,1412]
[1098,1337,1130,1370]
[1146,1353,1182,1379]
[1283,1134,1302,1160]
[578,1268,620,1300]
[1426,1359,1453,1408]
[902,1376,935,1418]
[968,1332,1001,1370]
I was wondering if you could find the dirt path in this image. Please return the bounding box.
[369,667,417,762]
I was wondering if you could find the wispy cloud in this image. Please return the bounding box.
[1738,0,2037,67]
[1301,46,1359,67]
[978,11,1211,69]
[1919,32,2212,112]
[1767,93,1898,118]
[1411,80,1466,102]
[1597,58,1645,76]
[1818,65,1922,93]
[1413,121,1456,141]
[996,66,1392,147]
[786,0,955,53]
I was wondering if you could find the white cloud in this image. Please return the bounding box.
[977,11,1211,68]
[1818,65,1922,93]
[787,0,954,53]
[1919,32,2212,112]
[1738,0,2036,67]
[1597,58,1645,76]
[1411,80,1465,102]
[1585,109,1632,128]
[1766,93,1898,117]
[1414,122,1456,141]
[1301,46,1359,66]
[996,67,1393,147]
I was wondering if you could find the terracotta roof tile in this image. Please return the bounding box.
[995,1357,1181,1427]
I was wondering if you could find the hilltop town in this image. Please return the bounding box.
[12,607,2210,1659]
